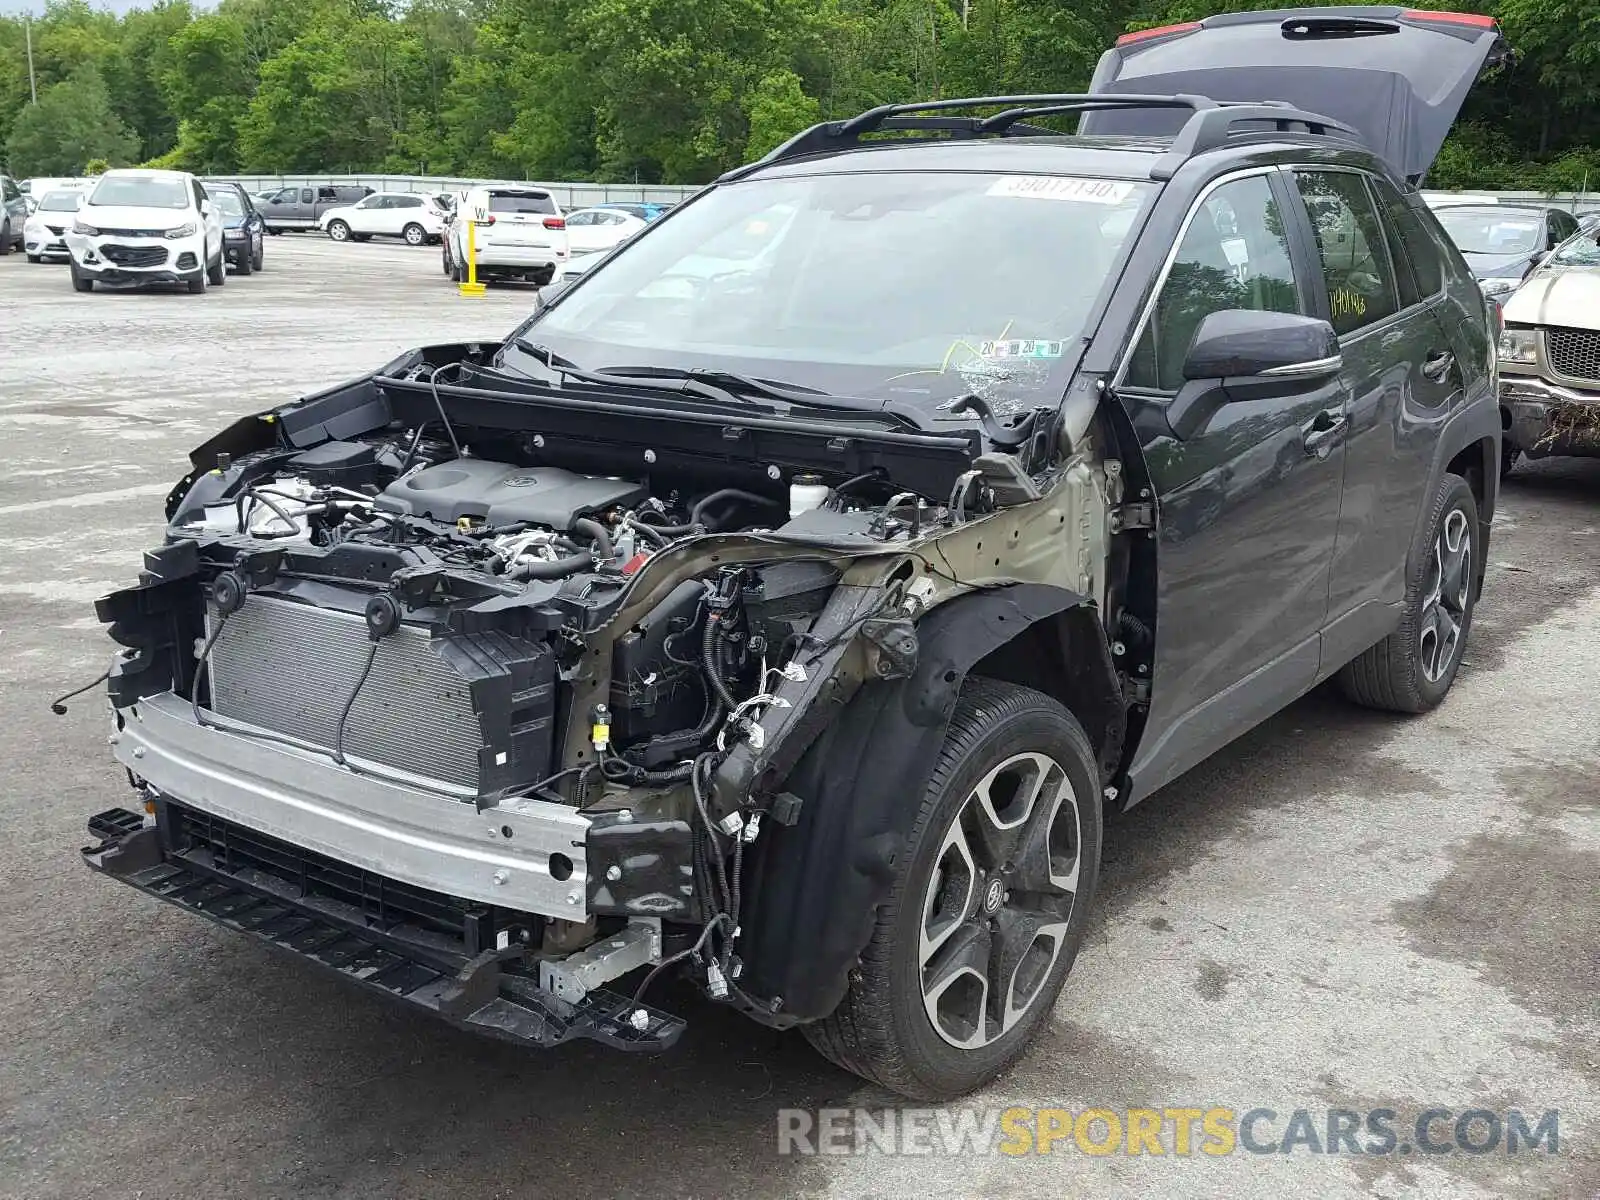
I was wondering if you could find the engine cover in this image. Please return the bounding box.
[379,460,645,529]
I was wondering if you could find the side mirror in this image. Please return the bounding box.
[534,279,571,311]
[1166,310,1341,440]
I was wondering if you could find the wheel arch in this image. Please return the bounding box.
[736,583,1118,1027]
[1423,401,1500,597]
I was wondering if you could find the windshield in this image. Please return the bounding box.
[39,191,80,212]
[207,189,245,217]
[1550,231,1600,269]
[519,171,1154,416]
[1435,208,1543,256]
[89,175,190,210]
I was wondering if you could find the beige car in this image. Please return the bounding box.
[1498,229,1600,471]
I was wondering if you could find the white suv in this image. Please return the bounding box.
[443,185,569,285]
[320,192,448,246]
[66,169,225,293]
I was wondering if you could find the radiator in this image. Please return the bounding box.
[206,596,490,791]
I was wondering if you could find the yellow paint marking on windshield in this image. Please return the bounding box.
[885,320,1015,384]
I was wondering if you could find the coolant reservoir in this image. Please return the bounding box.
[789,473,829,519]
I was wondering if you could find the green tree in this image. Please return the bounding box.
[6,63,138,176]
[743,68,819,159]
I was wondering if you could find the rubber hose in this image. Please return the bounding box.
[509,550,591,581]
[1118,610,1153,648]
[631,521,668,547]
[689,489,780,529]
[572,516,613,560]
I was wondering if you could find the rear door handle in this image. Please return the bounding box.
[1302,409,1348,458]
[1422,349,1455,382]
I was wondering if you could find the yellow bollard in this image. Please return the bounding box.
[458,212,485,297]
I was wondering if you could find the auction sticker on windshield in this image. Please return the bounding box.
[986,176,1137,204]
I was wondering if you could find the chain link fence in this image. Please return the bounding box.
[208,174,702,209]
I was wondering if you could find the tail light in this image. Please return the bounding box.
[1401,10,1497,28]
[474,215,496,226]
[1116,21,1200,46]
[543,216,566,230]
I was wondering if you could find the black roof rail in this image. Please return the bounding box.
[720,92,1363,183]
[1149,101,1363,179]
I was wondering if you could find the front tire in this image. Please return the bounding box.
[326,220,351,243]
[252,238,264,271]
[234,248,252,276]
[803,678,1102,1100]
[70,263,94,292]
[0,219,11,255]
[207,245,225,286]
[27,253,41,264]
[1500,446,1521,479]
[1338,473,1479,713]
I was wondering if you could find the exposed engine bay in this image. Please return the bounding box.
[86,338,1126,1049]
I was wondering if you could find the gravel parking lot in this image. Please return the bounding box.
[0,236,1595,1200]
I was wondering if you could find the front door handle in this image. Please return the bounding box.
[1422,349,1455,382]
[1302,409,1348,458]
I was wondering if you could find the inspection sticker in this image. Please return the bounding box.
[986,176,1136,204]
[979,339,1066,359]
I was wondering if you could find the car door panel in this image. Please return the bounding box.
[1118,169,1346,801]
[1287,168,1463,675]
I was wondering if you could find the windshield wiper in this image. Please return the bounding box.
[600,364,930,429]
[510,340,771,410]
[510,341,930,431]
[599,364,831,402]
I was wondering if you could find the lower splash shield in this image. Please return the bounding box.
[83,812,684,1053]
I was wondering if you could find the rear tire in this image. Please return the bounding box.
[402,222,426,246]
[326,220,351,243]
[803,678,1103,1100]
[1338,473,1479,714]
[0,219,11,255]
[70,263,94,292]
[1500,446,1521,479]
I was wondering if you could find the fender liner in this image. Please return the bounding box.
[736,583,1093,1026]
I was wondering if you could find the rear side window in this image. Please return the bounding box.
[2,177,19,201]
[394,196,422,209]
[1369,176,1443,302]
[1294,171,1401,336]
[1125,174,1303,392]
[489,191,556,215]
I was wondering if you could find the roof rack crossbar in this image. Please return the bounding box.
[721,92,1365,183]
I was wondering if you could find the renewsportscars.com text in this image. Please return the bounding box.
[776,1106,1561,1157]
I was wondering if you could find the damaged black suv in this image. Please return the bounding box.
[81,8,1505,1100]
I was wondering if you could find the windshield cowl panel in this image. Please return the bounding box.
[519,170,1154,422]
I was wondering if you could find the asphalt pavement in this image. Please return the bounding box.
[0,236,1595,1200]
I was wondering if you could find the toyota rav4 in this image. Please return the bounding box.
[78,8,1504,1100]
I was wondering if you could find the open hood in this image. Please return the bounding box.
[1081,7,1510,184]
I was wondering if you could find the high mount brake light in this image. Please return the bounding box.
[1402,9,1497,27]
[1116,21,1201,46]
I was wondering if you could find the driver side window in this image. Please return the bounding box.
[1126,174,1303,392]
